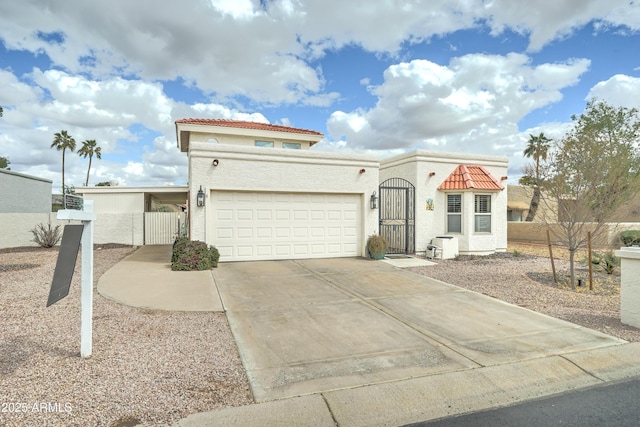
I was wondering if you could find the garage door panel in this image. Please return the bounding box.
[275,210,290,220]
[217,209,233,220]
[237,228,253,238]
[211,191,361,261]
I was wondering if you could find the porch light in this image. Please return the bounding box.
[370,191,378,209]
[196,186,205,207]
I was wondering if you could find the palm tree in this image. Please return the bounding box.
[523,132,551,221]
[51,130,77,196]
[77,139,102,186]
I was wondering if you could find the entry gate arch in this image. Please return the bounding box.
[379,178,415,254]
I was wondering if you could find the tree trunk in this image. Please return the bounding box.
[568,248,576,290]
[525,187,541,222]
[85,156,92,187]
[61,149,66,196]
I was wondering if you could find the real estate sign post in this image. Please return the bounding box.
[51,200,96,357]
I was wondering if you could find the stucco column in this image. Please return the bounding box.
[615,246,640,328]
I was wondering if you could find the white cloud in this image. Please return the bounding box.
[0,0,636,106]
[587,74,640,109]
[327,53,589,152]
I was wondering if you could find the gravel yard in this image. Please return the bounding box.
[0,246,252,427]
[1,242,638,426]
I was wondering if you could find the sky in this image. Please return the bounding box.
[0,0,639,193]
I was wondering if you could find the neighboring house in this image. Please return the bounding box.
[0,169,52,213]
[380,150,509,256]
[75,186,188,245]
[176,119,380,261]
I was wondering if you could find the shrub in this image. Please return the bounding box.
[620,230,640,246]
[591,251,620,275]
[366,234,388,259]
[171,237,220,271]
[30,222,62,248]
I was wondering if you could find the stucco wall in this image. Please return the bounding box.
[508,221,640,248]
[0,212,143,248]
[0,169,52,213]
[380,150,509,255]
[81,192,144,213]
[189,131,312,149]
[188,142,379,257]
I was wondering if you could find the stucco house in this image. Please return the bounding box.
[176,119,509,261]
[176,119,379,261]
[0,169,52,213]
[379,150,509,256]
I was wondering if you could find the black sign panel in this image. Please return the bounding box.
[46,224,84,307]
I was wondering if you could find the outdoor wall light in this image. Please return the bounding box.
[429,172,436,177]
[370,191,378,209]
[212,159,219,166]
[196,186,205,207]
[359,168,366,174]
[501,175,508,180]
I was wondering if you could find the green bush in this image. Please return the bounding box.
[591,250,620,275]
[620,230,640,246]
[171,237,220,271]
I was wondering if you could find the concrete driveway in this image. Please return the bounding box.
[213,257,625,402]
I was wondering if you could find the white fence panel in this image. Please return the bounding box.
[144,212,185,245]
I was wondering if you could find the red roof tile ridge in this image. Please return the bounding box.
[175,118,323,136]
[438,164,504,191]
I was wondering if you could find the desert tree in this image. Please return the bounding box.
[50,130,77,196]
[77,139,102,186]
[538,99,640,288]
[0,156,10,170]
[520,132,551,221]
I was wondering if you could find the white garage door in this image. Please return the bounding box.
[211,191,361,261]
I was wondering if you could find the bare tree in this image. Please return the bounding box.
[538,99,640,288]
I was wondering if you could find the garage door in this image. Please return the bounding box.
[211,191,361,261]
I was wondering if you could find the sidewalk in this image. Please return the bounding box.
[98,245,223,312]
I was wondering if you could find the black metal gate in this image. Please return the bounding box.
[379,178,415,254]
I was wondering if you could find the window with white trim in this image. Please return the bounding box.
[447,194,462,233]
[283,142,301,149]
[474,194,492,233]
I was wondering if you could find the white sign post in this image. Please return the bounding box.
[57,200,96,357]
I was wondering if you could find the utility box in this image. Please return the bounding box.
[432,236,458,259]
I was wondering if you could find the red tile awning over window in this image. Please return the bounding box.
[437,164,504,191]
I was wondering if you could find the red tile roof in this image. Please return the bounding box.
[438,164,504,191]
[175,118,323,136]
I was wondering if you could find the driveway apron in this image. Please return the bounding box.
[213,258,625,402]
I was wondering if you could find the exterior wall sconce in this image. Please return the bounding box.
[370,191,378,209]
[196,186,205,207]
[359,168,366,174]
[212,159,219,166]
[501,175,508,181]
[429,172,436,177]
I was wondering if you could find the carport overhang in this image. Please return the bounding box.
[75,186,189,210]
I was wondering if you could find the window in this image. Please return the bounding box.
[255,140,274,147]
[475,194,491,233]
[283,142,301,149]
[447,194,462,233]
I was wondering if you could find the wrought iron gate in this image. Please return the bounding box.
[379,178,415,254]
